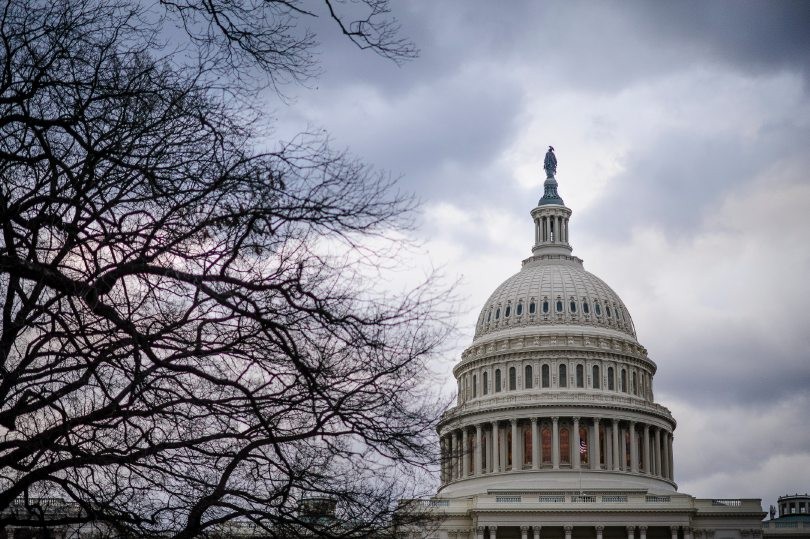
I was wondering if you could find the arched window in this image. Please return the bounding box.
[608,367,615,391]
[529,301,536,314]
[524,428,532,466]
[482,435,487,469]
[525,365,533,389]
[495,369,502,392]
[505,304,511,317]
[621,369,627,393]
[541,426,552,464]
[516,302,523,316]
[624,430,631,468]
[542,300,549,314]
[570,299,577,313]
[495,307,500,320]
[542,364,550,388]
[559,364,567,388]
[595,302,602,316]
[606,305,612,318]
[509,367,516,390]
[473,374,477,398]
[583,300,590,314]
[560,427,571,465]
[576,364,584,388]
[556,300,563,312]
[592,365,600,389]
[632,371,637,395]
[483,371,489,395]
[579,426,589,465]
[487,309,492,322]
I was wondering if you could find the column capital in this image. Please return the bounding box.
[639,526,648,532]
[476,526,485,532]
[594,417,601,425]
[595,525,605,531]
[476,424,482,432]
[564,525,573,532]
[521,526,530,532]
[531,417,538,424]
[511,417,518,425]
[670,525,680,532]
[572,416,580,423]
[613,417,620,425]
[627,525,637,531]
[552,416,559,423]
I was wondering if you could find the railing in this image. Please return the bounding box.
[712,499,742,507]
[646,495,671,503]
[538,495,565,503]
[496,496,521,503]
[602,495,628,502]
[572,495,596,503]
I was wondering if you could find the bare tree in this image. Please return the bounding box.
[0,1,447,537]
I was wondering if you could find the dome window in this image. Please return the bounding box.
[483,372,489,395]
[570,300,577,313]
[555,300,563,313]
[487,309,492,322]
[576,364,584,387]
[495,308,500,320]
[495,369,502,392]
[583,301,590,314]
[558,364,567,387]
[516,302,523,316]
[541,364,550,387]
[509,367,516,390]
[592,365,600,389]
[525,365,533,389]
[542,300,549,314]
[595,303,602,316]
[505,305,511,317]
[529,301,536,314]
[606,305,612,318]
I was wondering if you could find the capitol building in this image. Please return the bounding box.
[408,156,766,539]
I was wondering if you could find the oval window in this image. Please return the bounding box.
[595,303,602,316]
[583,301,590,314]
[556,300,563,312]
[542,300,549,313]
[495,308,500,320]
[570,300,577,313]
[516,302,523,316]
[606,306,612,318]
[529,302,536,314]
[505,305,511,317]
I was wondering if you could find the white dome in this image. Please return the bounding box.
[474,255,637,341]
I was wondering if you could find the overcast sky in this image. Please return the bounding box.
[272,0,810,511]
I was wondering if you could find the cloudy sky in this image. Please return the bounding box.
[271,0,810,510]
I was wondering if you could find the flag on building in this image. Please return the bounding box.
[580,439,587,454]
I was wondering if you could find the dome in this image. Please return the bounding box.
[474,255,637,341]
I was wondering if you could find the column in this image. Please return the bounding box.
[534,219,539,244]
[489,525,498,539]
[475,425,483,476]
[564,525,573,539]
[462,428,470,477]
[627,525,636,539]
[476,526,484,539]
[500,424,507,472]
[552,416,560,469]
[533,526,541,539]
[684,527,693,539]
[439,436,446,483]
[572,417,581,470]
[531,418,540,470]
[596,526,604,539]
[620,425,627,471]
[668,433,675,480]
[643,424,651,474]
[640,526,648,539]
[662,431,670,479]
[612,419,620,471]
[511,419,520,470]
[520,526,529,539]
[456,431,463,479]
[592,418,601,470]
[491,422,500,472]
[630,421,638,473]
[654,428,662,476]
[449,433,456,480]
[670,526,679,539]
[488,424,495,473]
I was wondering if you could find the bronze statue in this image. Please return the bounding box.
[543,146,557,178]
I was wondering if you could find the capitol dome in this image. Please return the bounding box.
[475,257,637,342]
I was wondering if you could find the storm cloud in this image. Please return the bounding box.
[270,0,810,511]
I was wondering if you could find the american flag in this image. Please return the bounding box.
[579,439,587,454]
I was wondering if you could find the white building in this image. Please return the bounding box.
[409,169,766,539]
